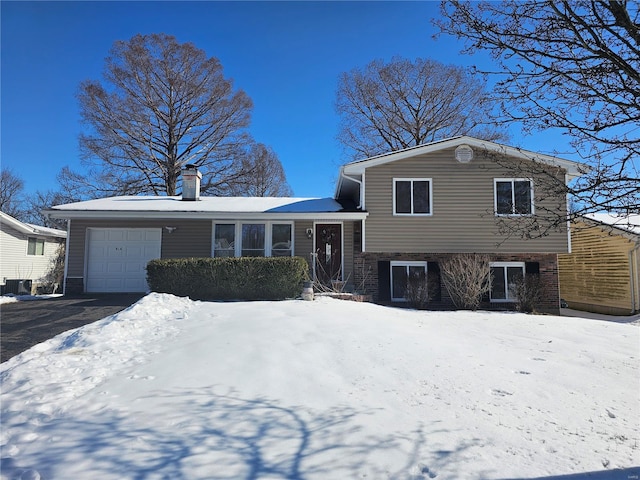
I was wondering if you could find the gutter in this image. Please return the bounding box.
[337,169,364,210]
[44,209,369,221]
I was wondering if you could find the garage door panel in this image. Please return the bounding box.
[125,246,143,258]
[106,262,125,274]
[126,230,145,241]
[107,230,126,241]
[146,230,162,241]
[125,263,144,273]
[86,228,161,293]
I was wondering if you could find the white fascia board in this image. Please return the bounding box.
[342,136,585,179]
[44,209,368,221]
[0,211,66,238]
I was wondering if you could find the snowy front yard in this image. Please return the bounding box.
[1,294,638,480]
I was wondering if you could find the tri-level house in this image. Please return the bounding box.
[46,136,583,313]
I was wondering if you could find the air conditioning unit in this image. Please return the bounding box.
[4,279,32,295]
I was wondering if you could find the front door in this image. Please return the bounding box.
[315,224,342,285]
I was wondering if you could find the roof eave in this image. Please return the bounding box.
[341,136,586,178]
[0,211,66,238]
[44,209,369,221]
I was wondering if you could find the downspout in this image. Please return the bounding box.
[339,170,366,252]
[62,219,71,296]
[338,170,364,210]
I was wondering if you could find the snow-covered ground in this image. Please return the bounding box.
[1,294,638,479]
[0,294,62,305]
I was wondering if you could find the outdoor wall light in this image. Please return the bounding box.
[164,226,178,233]
[306,228,313,239]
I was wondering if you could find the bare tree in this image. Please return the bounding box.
[227,143,293,197]
[0,169,25,220]
[23,189,78,230]
[336,56,506,160]
[76,33,253,196]
[440,254,492,310]
[437,1,640,214]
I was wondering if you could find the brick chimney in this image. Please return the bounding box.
[181,164,202,201]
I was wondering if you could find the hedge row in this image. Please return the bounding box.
[146,256,309,300]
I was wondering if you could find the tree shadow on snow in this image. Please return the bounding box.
[1,387,481,479]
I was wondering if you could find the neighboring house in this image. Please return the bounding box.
[559,214,640,315]
[46,136,583,313]
[0,211,67,294]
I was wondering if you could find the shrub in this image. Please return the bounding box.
[440,254,491,310]
[147,256,309,300]
[513,274,544,313]
[404,270,439,309]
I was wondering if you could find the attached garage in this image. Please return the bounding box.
[86,228,162,293]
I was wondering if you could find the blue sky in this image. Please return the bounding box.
[1,1,573,199]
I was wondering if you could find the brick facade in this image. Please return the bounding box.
[354,252,560,314]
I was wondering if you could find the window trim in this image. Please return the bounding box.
[241,223,267,257]
[390,260,428,302]
[213,223,236,258]
[27,237,45,256]
[490,261,525,303]
[494,178,534,216]
[212,221,294,258]
[393,178,433,216]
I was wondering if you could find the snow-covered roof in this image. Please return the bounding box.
[0,211,66,238]
[583,213,640,236]
[46,196,368,221]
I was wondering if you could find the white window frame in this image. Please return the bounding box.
[490,261,525,303]
[212,221,294,258]
[270,223,293,257]
[494,178,534,216]
[212,223,236,258]
[390,261,428,302]
[393,178,433,216]
[240,223,267,257]
[27,237,45,256]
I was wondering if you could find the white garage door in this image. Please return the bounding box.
[86,228,162,293]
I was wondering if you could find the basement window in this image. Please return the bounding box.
[390,261,428,302]
[490,262,524,302]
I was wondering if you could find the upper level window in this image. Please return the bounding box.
[495,179,533,215]
[27,237,45,256]
[394,178,432,216]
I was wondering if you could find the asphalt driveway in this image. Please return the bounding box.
[0,294,145,363]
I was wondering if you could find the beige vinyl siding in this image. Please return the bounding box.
[363,147,569,253]
[161,221,212,258]
[294,221,314,266]
[559,221,639,315]
[66,219,212,277]
[342,221,354,283]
